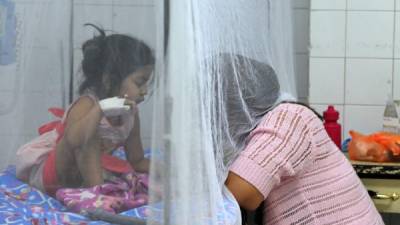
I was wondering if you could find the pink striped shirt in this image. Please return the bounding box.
[230,103,383,225]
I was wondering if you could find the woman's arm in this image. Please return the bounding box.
[225,104,316,212]
[225,171,264,211]
[125,113,150,173]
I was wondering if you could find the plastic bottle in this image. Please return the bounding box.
[323,105,342,149]
[383,94,399,133]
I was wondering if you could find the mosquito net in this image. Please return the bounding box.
[150,1,296,224]
[0,0,296,224]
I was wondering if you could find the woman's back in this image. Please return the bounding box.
[230,103,383,225]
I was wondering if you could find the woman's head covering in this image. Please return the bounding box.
[210,53,281,178]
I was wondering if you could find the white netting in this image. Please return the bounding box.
[148,0,296,224]
[0,0,296,224]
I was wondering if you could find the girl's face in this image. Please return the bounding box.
[119,65,153,104]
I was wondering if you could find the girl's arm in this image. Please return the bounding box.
[75,136,103,186]
[125,113,150,173]
[60,96,104,186]
[62,96,103,149]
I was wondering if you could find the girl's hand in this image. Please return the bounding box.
[124,95,138,114]
[123,98,138,115]
[99,97,131,117]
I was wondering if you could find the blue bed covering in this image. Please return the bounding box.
[0,166,112,224]
[0,166,238,224]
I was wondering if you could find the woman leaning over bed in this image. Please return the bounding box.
[213,54,384,225]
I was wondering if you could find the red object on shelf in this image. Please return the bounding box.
[323,105,342,149]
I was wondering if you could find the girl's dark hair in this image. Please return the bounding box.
[79,23,155,98]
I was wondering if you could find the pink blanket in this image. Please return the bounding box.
[56,172,148,214]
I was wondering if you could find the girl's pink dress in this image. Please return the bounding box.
[15,94,136,196]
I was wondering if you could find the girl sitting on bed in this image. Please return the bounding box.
[16,24,154,197]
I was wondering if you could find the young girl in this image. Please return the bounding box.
[215,54,384,225]
[16,24,154,197]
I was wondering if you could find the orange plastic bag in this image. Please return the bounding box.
[348,130,400,162]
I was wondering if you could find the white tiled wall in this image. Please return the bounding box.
[394,60,400,99]
[310,11,346,57]
[346,11,394,58]
[293,0,310,102]
[347,0,394,11]
[311,0,346,10]
[345,58,392,104]
[309,58,345,104]
[309,0,399,139]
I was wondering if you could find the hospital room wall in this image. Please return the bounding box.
[0,0,309,168]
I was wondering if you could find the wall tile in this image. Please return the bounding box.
[17,91,64,136]
[343,105,385,139]
[74,0,112,5]
[295,54,309,99]
[0,90,62,136]
[309,57,345,104]
[345,58,392,105]
[15,2,71,49]
[310,11,346,57]
[73,4,113,48]
[348,0,395,11]
[138,95,154,142]
[13,1,52,5]
[311,0,346,10]
[71,49,83,100]
[393,60,400,100]
[293,9,310,54]
[347,12,394,58]
[74,0,154,6]
[397,0,400,11]
[73,49,83,81]
[293,0,310,9]
[0,64,17,92]
[0,91,19,135]
[20,48,66,93]
[14,2,45,48]
[112,5,156,49]
[394,13,400,58]
[113,0,154,6]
